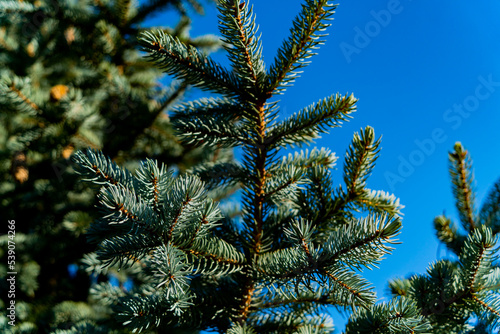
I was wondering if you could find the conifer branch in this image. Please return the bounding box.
[239,282,256,324]
[479,178,500,231]
[248,99,270,256]
[96,168,121,186]
[387,278,412,298]
[174,112,245,147]
[313,127,381,226]
[264,177,300,200]
[472,295,500,318]
[264,165,306,201]
[466,250,486,293]
[171,97,242,123]
[146,172,159,211]
[268,0,336,95]
[322,268,375,306]
[115,0,132,27]
[433,215,465,256]
[140,30,242,97]
[191,162,246,190]
[280,148,338,169]
[218,0,266,95]
[449,142,477,231]
[345,298,431,333]
[184,244,245,267]
[186,216,211,247]
[0,0,36,14]
[248,312,333,333]
[269,94,356,148]
[97,234,160,268]
[98,185,162,238]
[168,196,195,240]
[135,159,173,215]
[72,149,135,187]
[171,98,246,147]
[343,126,380,198]
[255,247,307,280]
[324,216,401,271]
[7,82,41,114]
[293,165,338,230]
[154,81,189,117]
[459,226,496,293]
[239,99,269,322]
[260,290,363,310]
[355,189,403,217]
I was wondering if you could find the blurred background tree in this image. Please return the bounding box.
[0,0,227,332]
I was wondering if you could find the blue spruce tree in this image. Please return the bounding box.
[71,1,500,333]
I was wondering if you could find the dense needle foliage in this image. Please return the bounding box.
[0,0,221,332]
[72,1,419,332]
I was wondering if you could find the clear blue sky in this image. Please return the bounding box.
[148,0,500,331]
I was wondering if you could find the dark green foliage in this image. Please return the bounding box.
[0,0,221,332]
[345,298,430,333]
[73,1,407,332]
